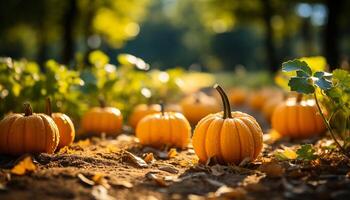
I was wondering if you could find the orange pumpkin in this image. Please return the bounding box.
[129,104,161,129]
[181,92,220,125]
[136,104,191,148]
[248,88,283,111]
[262,94,285,121]
[228,88,247,106]
[80,100,123,135]
[192,85,263,164]
[0,103,59,155]
[271,95,326,138]
[46,98,75,149]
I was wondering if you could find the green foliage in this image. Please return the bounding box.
[296,144,317,161]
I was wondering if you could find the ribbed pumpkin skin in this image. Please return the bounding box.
[181,93,220,125]
[0,113,59,155]
[81,107,123,135]
[129,104,161,129]
[136,112,191,148]
[271,99,326,138]
[52,113,75,148]
[192,111,263,164]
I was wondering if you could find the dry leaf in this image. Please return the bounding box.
[274,146,297,160]
[167,148,177,158]
[77,173,95,186]
[92,173,110,188]
[214,186,247,199]
[145,172,167,187]
[124,151,148,168]
[263,129,282,144]
[10,156,36,175]
[91,185,115,200]
[258,162,285,178]
[159,165,179,174]
[111,180,133,188]
[144,153,155,164]
[210,164,226,176]
[105,145,119,153]
[76,139,91,147]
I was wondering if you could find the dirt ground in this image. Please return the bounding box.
[0,108,349,200]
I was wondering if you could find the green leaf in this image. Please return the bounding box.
[313,71,332,79]
[313,77,333,90]
[296,144,317,161]
[282,60,312,76]
[288,77,315,94]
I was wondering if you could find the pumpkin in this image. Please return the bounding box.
[262,94,285,121]
[181,92,220,125]
[192,85,263,164]
[228,88,247,106]
[0,103,59,155]
[136,104,191,148]
[46,98,75,149]
[248,88,283,111]
[129,104,161,129]
[271,95,326,138]
[80,100,123,135]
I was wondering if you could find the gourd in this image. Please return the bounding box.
[0,103,59,155]
[46,98,75,149]
[228,88,247,106]
[181,92,220,125]
[128,104,161,129]
[80,99,123,135]
[136,104,191,148]
[262,94,285,121]
[192,85,263,164]
[271,94,326,138]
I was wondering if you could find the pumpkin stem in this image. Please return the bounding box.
[24,103,33,116]
[214,84,232,119]
[98,97,106,108]
[46,97,52,116]
[160,101,165,116]
[296,93,303,103]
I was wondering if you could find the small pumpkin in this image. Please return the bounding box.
[262,94,285,121]
[248,88,283,111]
[181,92,220,125]
[46,98,75,149]
[228,87,247,106]
[129,104,161,129]
[192,85,263,164]
[271,94,326,138]
[80,99,123,135]
[0,103,59,155]
[136,104,191,148]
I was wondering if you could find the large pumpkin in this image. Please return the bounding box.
[46,98,75,149]
[136,104,191,148]
[181,92,220,125]
[80,100,123,135]
[0,103,59,155]
[129,104,161,129]
[192,85,263,164]
[271,95,326,138]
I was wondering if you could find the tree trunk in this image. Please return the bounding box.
[324,0,343,70]
[261,0,278,72]
[62,0,77,67]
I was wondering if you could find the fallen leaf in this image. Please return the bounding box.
[258,162,285,178]
[76,139,91,147]
[144,153,155,164]
[91,185,115,200]
[104,144,119,153]
[92,173,110,188]
[167,148,177,158]
[124,151,148,168]
[210,164,226,176]
[214,186,247,199]
[145,172,167,187]
[159,165,179,174]
[77,173,95,186]
[10,156,36,175]
[274,146,297,160]
[111,180,133,188]
[263,129,282,144]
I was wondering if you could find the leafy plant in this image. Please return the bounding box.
[281,59,350,158]
[296,144,317,161]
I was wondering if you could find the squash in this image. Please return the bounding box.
[136,104,191,149]
[0,103,59,155]
[46,98,75,149]
[228,87,247,106]
[80,99,123,135]
[129,104,161,129]
[262,94,285,121]
[271,94,326,138]
[248,88,283,111]
[181,92,220,125]
[192,85,263,164]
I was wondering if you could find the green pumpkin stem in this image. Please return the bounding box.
[24,103,33,116]
[214,84,232,119]
[46,97,52,116]
[296,93,303,103]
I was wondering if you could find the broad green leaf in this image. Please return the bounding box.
[282,60,312,76]
[296,144,317,161]
[299,56,327,72]
[274,147,297,160]
[288,77,315,94]
[313,76,333,90]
